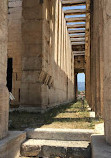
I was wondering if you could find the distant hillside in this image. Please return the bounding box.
[78,82,85,91]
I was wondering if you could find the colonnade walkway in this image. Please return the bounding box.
[9,100,103,131]
[9,100,103,157]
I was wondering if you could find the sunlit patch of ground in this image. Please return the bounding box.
[9,101,103,131]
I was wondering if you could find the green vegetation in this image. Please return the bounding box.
[78,91,81,94]
[9,101,103,131]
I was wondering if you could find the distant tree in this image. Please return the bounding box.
[78,91,81,94]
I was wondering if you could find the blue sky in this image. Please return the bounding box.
[77,73,85,82]
[63,5,86,10]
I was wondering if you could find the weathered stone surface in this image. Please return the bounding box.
[21,139,90,158]
[8,0,23,106]
[91,135,111,158]
[21,144,40,157]
[90,0,104,118]
[0,131,26,158]
[67,145,91,158]
[95,123,104,135]
[74,55,85,73]
[85,0,91,108]
[0,86,9,139]
[103,0,111,144]
[0,0,9,139]
[41,145,67,158]
[26,128,94,141]
[20,0,74,110]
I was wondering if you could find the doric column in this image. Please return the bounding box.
[90,0,96,112]
[99,0,104,117]
[74,73,78,101]
[85,0,91,106]
[103,0,111,144]
[0,0,9,139]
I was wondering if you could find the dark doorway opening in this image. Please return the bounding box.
[7,58,13,92]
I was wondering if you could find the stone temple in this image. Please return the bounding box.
[0,0,111,157]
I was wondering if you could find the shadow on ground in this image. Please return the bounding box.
[9,101,103,131]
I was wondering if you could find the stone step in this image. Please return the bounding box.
[26,128,94,141]
[21,139,91,158]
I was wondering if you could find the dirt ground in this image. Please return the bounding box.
[9,101,103,131]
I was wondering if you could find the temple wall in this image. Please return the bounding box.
[21,0,74,111]
[41,0,74,109]
[21,0,43,109]
[8,0,23,106]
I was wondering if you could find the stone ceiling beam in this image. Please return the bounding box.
[62,0,86,6]
[73,51,85,54]
[70,34,85,38]
[64,9,86,15]
[67,24,85,29]
[68,29,85,34]
[71,42,85,45]
[74,54,85,56]
[65,17,86,22]
[71,38,85,42]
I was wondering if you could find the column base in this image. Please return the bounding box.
[0,131,26,158]
[0,85,9,139]
[91,134,111,158]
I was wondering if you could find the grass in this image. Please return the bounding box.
[9,100,103,131]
